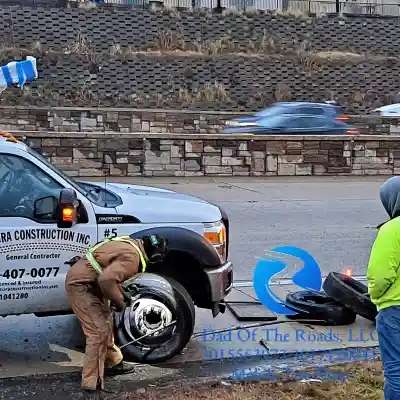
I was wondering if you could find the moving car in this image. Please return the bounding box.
[222,114,359,135]
[0,133,233,363]
[225,101,348,129]
[372,103,400,117]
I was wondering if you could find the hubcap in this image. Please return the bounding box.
[123,297,174,345]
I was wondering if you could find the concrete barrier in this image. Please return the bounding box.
[16,132,400,177]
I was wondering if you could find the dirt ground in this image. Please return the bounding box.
[0,359,384,399]
[121,361,384,400]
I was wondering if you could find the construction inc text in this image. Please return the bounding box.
[0,229,91,245]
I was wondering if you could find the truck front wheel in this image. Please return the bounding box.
[114,274,195,364]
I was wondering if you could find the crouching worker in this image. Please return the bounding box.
[367,176,400,400]
[65,234,168,394]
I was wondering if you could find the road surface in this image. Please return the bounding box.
[129,176,388,280]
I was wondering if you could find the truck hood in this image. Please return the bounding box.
[94,182,221,223]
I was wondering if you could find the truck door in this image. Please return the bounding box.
[0,153,98,316]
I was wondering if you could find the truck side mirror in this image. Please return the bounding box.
[34,196,58,220]
[56,188,79,228]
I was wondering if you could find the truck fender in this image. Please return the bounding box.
[129,226,221,267]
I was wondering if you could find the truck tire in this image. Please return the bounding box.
[114,274,195,364]
[285,290,356,326]
[322,272,377,322]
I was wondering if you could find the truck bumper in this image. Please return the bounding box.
[204,261,233,303]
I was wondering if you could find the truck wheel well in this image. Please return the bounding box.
[147,250,212,308]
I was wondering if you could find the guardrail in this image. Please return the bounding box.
[84,0,400,16]
[92,0,400,15]
[1,0,399,16]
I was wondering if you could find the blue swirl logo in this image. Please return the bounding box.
[253,246,323,315]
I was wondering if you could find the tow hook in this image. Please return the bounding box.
[219,301,226,314]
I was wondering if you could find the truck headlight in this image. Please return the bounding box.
[203,221,227,262]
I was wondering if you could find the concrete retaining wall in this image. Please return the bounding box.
[2,8,400,111]
[3,106,400,135]
[21,132,400,177]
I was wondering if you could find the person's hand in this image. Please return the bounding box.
[110,302,125,313]
[110,296,131,313]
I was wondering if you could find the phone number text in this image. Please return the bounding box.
[0,268,60,279]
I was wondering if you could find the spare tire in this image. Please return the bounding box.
[323,272,377,322]
[114,273,195,364]
[285,290,356,326]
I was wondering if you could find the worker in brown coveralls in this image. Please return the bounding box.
[65,234,168,394]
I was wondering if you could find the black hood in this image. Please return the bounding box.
[380,176,400,219]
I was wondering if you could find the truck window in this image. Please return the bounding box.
[0,153,63,221]
[27,148,120,207]
[27,148,88,196]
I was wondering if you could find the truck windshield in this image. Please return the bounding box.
[27,147,86,195]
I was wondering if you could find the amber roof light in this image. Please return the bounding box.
[0,131,18,142]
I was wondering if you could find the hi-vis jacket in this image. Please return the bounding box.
[367,217,400,311]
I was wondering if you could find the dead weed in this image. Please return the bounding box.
[178,82,229,103]
[119,361,384,400]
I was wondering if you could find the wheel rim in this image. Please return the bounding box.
[123,297,175,348]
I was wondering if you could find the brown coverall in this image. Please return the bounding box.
[65,238,147,390]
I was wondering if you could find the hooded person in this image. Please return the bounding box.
[367,176,400,400]
[65,234,168,394]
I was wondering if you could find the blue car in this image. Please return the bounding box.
[222,114,359,135]
[224,101,349,131]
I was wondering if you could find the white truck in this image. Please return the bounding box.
[0,134,233,362]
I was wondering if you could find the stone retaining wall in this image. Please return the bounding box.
[3,8,400,111]
[3,106,400,135]
[20,132,400,177]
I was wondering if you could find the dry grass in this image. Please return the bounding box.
[220,7,325,18]
[194,37,237,55]
[274,83,292,102]
[63,31,93,55]
[141,33,398,66]
[150,29,186,52]
[147,6,323,19]
[314,51,365,61]
[1,29,394,67]
[178,82,229,103]
[119,361,384,400]
[63,31,100,69]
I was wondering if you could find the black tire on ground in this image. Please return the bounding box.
[322,272,377,322]
[115,274,195,364]
[285,290,357,326]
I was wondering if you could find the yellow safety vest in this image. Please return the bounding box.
[86,236,147,275]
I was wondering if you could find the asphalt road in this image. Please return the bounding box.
[131,176,389,280]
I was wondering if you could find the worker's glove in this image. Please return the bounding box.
[123,292,132,307]
[111,294,132,313]
[110,302,125,313]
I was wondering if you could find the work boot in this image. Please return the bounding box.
[81,387,99,399]
[82,387,97,393]
[104,361,135,376]
[101,387,117,394]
